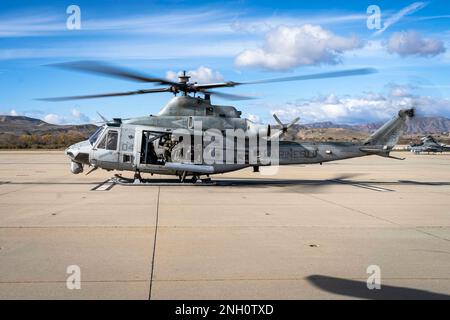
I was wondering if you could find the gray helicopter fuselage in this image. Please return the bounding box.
[65,96,414,178]
[66,126,368,176]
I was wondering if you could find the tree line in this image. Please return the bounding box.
[0,132,88,149]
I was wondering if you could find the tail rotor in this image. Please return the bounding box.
[271,114,300,140]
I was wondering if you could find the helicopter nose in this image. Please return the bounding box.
[65,143,80,159]
[65,140,91,164]
[65,146,75,159]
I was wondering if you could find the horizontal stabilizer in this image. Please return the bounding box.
[359,147,405,160]
[359,147,389,154]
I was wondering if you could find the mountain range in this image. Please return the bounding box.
[0,115,97,136]
[300,116,450,134]
[1,115,450,148]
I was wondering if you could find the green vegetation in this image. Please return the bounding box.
[0,132,88,149]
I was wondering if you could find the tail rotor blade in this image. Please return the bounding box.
[287,117,300,129]
[272,114,284,127]
[270,115,300,140]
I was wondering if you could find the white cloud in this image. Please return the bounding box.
[43,113,67,125]
[235,24,363,71]
[9,109,19,116]
[71,108,90,123]
[270,89,450,124]
[166,66,224,84]
[388,83,415,97]
[385,31,446,57]
[373,2,428,36]
[230,14,367,34]
[245,113,261,123]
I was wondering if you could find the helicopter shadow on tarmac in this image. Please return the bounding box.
[307,275,450,300]
[203,177,450,193]
[2,176,450,192]
[91,173,450,192]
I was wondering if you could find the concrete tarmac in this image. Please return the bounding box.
[0,151,449,299]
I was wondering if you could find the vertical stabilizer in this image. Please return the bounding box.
[364,108,415,148]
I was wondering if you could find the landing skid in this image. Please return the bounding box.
[112,174,216,186]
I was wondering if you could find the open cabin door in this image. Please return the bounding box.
[135,129,167,170]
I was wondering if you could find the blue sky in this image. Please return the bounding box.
[1,0,449,124]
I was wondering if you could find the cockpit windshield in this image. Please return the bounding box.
[88,126,105,145]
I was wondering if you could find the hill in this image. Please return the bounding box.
[0,115,97,135]
[0,116,97,149]
[282,116,450,144]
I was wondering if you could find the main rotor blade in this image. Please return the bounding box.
[37,87,172,101]
[244,68,378,85]
[193,68,377,90]
[194,82,239,90]
[46,61,178,86]
[203,90,255,101]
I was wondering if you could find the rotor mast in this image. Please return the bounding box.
[178,71,191,96]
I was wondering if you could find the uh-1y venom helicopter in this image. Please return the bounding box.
[39,61,415,183]
[408,135,450,154]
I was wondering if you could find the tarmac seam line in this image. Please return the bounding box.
[306,194,401,226]
[414,228,450,243]
[148,186,161,300]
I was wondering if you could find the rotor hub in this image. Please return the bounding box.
[178,71,190,84]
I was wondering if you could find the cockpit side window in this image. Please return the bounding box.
[96,129,118,150]
[88,126,105,145]
[106,130,118,150]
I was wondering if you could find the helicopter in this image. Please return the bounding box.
[39,61,415,183]
[408,135,450,154]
